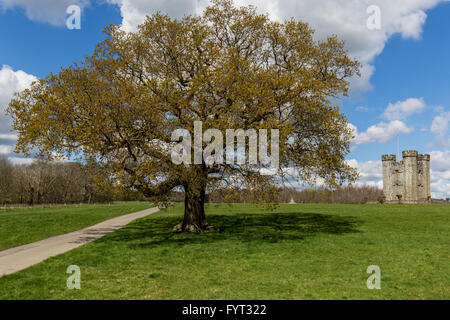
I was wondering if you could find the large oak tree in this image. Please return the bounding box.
[8,0,360,232]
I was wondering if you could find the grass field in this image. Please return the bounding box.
[0,203,448,299]
[0,202,153,251]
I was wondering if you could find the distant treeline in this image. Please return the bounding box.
[0,157,144,205]
[171,185,384,204]
[1,157,383,205]
[277,186,384,204]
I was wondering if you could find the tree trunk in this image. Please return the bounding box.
[28,187,34,206]
[172,179,217,233]
[180,185,207,232]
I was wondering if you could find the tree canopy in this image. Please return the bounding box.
[8,0,360,232]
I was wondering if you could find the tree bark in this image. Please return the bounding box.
[173,175,217,233]
[28,186,34,206]
[180,184,208,232]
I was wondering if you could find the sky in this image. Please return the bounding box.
[0,0,449,198]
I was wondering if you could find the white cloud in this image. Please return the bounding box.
[430,180,450,198]
[0,65,37,111]
[382,97,426,121]
[0,0,89,26]
[434,106,445,113]
[429,150,450,172]
[280,159,383,189]
[8,156,34,165]
[430,111,450,147]
[356,106,370,112]
[349,97,428,147]
[349,64,375,96]
[0,65,37,164]
[429,150,450,197]
[349,120,414,145]
[106,0,446,93]
[106,0,206,32]
[0,65,37,134]
[346,159,383,188]
[0,145,13,154]
[0,133,17,140]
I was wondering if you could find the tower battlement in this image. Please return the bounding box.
[382,154,396,161]
[402,150,418,157]
[418,154,430,161]
[382,150,430,204]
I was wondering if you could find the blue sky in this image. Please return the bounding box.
[0,2,121,77]
[0,0,449,197]
[346,4,450,161]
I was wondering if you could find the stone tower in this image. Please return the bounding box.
[382,150,430,203]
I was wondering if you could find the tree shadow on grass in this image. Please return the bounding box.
[98,212,363,248]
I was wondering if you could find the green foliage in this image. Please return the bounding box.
[7,0,360,208]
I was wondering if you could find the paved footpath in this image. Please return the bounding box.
[0,207,159,277]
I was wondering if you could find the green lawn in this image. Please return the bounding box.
[0,202,153,251]
[0,203,448,299]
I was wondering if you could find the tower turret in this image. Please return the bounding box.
[402,150,418,202]
[382,154,396,202]
[418,154,431,202]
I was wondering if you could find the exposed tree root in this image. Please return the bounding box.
[172,221,220,233]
